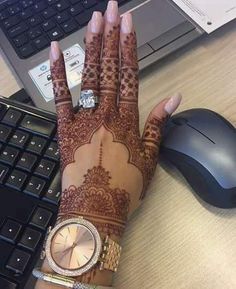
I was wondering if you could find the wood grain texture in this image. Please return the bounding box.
[1,21,236,289]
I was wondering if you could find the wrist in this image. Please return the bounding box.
[35,216,122,289]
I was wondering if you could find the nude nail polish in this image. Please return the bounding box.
[90,11,103,33]
[121,13,132,33]
[50,41,60,61]
[164,93,182,114]
[106,0,118,23]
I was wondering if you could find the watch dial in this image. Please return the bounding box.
[51,223,95,270]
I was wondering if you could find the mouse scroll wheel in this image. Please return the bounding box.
[172,118,188,125]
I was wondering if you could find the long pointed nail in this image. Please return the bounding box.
[121,13,132,33]
[164,93,182,114]
[50,41,60,62]
[90,11,103,33]
[106,0,118,23]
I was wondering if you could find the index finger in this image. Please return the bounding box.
[50,41,74,124]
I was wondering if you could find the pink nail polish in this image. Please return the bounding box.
[121,13,132,33]
[90,11,103,33]
[50,41,60,61]
[164,93,182,114]
[107,0,118,23]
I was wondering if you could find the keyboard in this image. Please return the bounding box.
[0,0,130,59]
[0,96,60,289]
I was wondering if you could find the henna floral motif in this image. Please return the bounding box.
[58,165,130,236]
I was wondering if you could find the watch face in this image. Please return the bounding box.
[50,223,96,271]
[46,218,102,276]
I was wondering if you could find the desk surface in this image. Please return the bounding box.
[1,21,236,289]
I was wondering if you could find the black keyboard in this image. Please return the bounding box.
[0,0,130,59]
[0,96,60,289]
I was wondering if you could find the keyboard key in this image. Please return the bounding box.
[30,207,52,230]
[0,103,7,120]
[55,0,70,11]
[0,146,19,165]
[42,7,57,19]
[33,1,47,13]
[62,19,78,34]
[21,0,34,9]
[27,136,47,154]
[14,34,28,47]
[45,141,60,160]
[0,124,12,142]
[35,159,56,178]
[19,43,36,58]
[20,7,34,19]
[43,172,61,204]
[2,108,22,126]
[16,152,37,172]
[0,163,9,184]
[81,0,97,9]
[19,228,42,251]
[6,0,19,4]
[28,15,43,27]
[28,27,42,39]
[47,0,59,4]
[42,19,56,31]
[0,276,17,289]
[8,22,28,38]
[6,169,27,190]
[75,9,93,26]
[0,220,22,244]
[24,176,46,197]
[48,27,64,41]
[3,15,21,29]
[69,3,84,16]
[95,1,108,13]
[34,35,50,50]
[20,115,55,137]
[8,4,21,15]
[0,10,9,21]
[55,11,70,23]
[9,130,29,148]
[6,248,31,274]
[70,0,81,4]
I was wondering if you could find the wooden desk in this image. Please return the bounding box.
[1,21,236,289]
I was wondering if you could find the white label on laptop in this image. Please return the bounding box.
[172,0,236,33]
[28,44,85,102]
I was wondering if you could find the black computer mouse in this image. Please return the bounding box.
[160,108,236,208]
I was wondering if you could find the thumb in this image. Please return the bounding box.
[142,93,182,152]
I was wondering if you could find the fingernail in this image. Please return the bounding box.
[50,41,60,61]
[107,0,118,23]
[164,93,182,114]
[121,13,132,33]
[90,11,103,33]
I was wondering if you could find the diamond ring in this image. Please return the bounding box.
[79,89,99,109]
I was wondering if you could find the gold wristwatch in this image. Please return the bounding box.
[44,217,122,277]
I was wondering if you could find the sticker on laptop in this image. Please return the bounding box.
[28,44,85,102]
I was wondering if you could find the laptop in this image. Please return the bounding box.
[0,0,204,112]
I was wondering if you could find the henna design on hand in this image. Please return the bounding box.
[58,143,130,237]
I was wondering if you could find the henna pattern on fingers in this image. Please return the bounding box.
[100,25,120,105]
[81,34,102,95]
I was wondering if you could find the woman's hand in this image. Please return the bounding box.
[35,1,181,288]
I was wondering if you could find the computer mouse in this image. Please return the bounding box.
[160,108,236,208]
